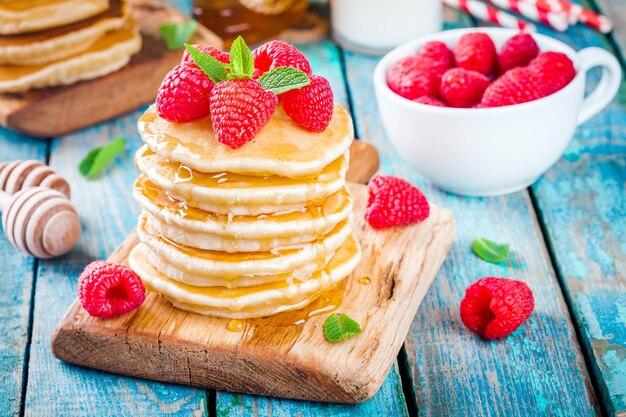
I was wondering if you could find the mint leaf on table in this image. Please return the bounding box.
[228,36,254,78]
[323,313,362,343]
[472,237,510,264]
[258,67,310,94]
[159,21,198,50]
[79,138,126,179]
[185,44,229,84]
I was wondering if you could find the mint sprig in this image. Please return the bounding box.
[185,37,310,95]
[159,21,197,50]
[184,44,229,84]
[323,313,362,343]
[258,67,311,94]
[79,138,126,179]
[472,238,510,264]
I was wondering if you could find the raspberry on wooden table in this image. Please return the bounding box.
[439,68,490,108]
[182,44,230,66]
[209,79,278,149]
[454,32,497,77]
[460,277,534,340]
[365,175,430,229]
[498,33,539,73]
[78,261,146,319]
[386,56,437,100]
[155,64,213,123]
[252,40,312,76]
[282,74,334,132]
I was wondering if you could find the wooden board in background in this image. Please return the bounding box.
[0,0,221,138]
[51,183,455,403]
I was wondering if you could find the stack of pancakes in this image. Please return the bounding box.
[128,103,362,319]
[0,0,141,92]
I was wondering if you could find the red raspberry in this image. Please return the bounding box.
[439,68,490,108]
[414,96,447,107]
[460,277,534,340]
[415,40,455,78]
[209,79,278,149]
[78,261,146,319]
[454,32,497,77]
[365,175,430,229]
[156,64,213,123]
[182,44,230,66]
[387,56,437,100]
[498,33,539,73]
[481,67,544,107]
[252,40,312,76]
[528,52,576,96]
[282,75,334,132]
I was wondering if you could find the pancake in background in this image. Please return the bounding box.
[135,145,348,213]
[136,213,352,283]
[0,0,109,35]
[0,22,141,92]
[133,175,353,244]
[138,103,354,179]
[128,234,362,318]
[0,0,130,65]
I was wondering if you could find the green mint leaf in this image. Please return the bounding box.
[228,36,254,78]
[159,21,197,50]
[472,237,510,264]
[79,138,126,179]
[258,66,311,94]
[323,313,362,343]
[184,44,229,84]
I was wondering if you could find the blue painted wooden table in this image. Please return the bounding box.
[1,0,624,415]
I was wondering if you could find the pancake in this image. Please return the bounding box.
[0,0,109,35]
[138,103,354,179]
[0,22,141,92]
[128,233,362,318]
[0,0,130,65]
[135,145,348,213]
[136,213,352,283]
[134,176,352,242]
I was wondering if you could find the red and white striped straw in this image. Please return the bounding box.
[485,0,569,31]
[521,0,613,33]
[443,0,537,32]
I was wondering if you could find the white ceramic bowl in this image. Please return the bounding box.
[373,28,622,196]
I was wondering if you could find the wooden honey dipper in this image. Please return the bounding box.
[0,187,81,259]
[0,160,70,197]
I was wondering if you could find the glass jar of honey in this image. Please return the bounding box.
[193,0,308,46]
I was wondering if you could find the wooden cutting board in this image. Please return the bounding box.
[51,143,455,403]
[0,0,221,138]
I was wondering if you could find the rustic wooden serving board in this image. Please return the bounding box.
[50,143,455,403]
[0,0,221,138]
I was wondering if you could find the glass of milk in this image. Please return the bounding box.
[330,0,442,54]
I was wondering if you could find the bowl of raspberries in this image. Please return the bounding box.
[373,28,621,196]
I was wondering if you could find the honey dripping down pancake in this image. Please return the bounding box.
[0,0,110,35]
[131,39,362,319]
[0,0,130,65]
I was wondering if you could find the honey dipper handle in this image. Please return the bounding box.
[0,189,10,210]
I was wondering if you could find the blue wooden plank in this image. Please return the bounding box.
[0,130,47,417]
[527,7,626,416]
[342,13,600,417]
[22,112,208,417]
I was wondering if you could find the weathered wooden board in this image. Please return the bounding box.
[51,183,454,402]
[343,14,600,416]
[530,8,626,416]
[0,0,221,138]
[0,130,47,417]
